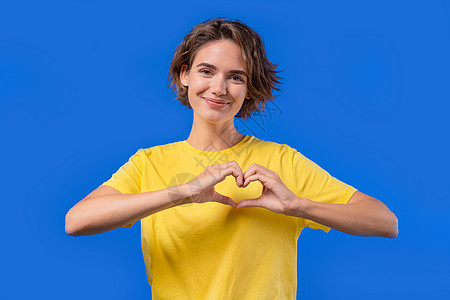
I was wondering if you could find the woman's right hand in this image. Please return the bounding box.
[180,161,244,207]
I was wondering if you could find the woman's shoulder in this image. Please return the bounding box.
[135,140,184,157]
[250,135,299,153]
[244,137,305,163]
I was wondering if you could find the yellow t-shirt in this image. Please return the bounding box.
[100,135,357,299]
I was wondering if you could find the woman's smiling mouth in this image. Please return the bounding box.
[202,97,230,108]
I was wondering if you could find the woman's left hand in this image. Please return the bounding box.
[236,163,304,216]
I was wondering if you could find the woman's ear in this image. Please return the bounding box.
[180,64,189,86]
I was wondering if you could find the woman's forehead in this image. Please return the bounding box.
[192,40,247,71]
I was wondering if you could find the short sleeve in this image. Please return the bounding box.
[291,147,358,233]
[100,148,145,228]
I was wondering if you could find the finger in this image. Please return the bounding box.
[231,165,244,187]
[243,163,271,182]
[243,163,256,179]
[224,162,244,187]
[206,162,244,188]
[243,166,256,182]
[232,162,245,187]
[225,197,237,208]
[213,192,237,208]
[237,198,263,209]
[208,162,239,183]
[243,172,271,188]
[243,165,263,185]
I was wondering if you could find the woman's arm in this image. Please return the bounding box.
[236,163,398,238]
[65,161,243,237]
[65,185,188,236]
[293,191,398,238]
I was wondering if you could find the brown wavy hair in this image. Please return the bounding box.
[168,17,282,119]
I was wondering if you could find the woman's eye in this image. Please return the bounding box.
[199,69,212,75]
[231,75,244,82]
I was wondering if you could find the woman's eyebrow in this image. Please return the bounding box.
[196,62,248,78]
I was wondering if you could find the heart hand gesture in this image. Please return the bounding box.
[236,163,300,215]
[180,161,244,208]
[180,161,300,216]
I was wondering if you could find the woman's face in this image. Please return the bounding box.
[180,40,249,125]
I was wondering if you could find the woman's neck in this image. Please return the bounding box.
[186,118,245,152]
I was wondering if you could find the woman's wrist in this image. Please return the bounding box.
[286,197,313,218]
[166,184,193,206]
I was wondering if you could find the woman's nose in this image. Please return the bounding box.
[211,76,227,96]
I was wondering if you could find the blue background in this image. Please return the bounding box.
[1,0,449,299]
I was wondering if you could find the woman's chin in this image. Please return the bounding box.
[195,111,234,125]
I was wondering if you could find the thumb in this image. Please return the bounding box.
[213,191,237,208]
[236,197,263,209]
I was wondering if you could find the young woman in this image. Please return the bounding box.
[65,18,398,299]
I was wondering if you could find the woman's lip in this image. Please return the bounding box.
[202,97,230,104]
[202,97,230,108]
